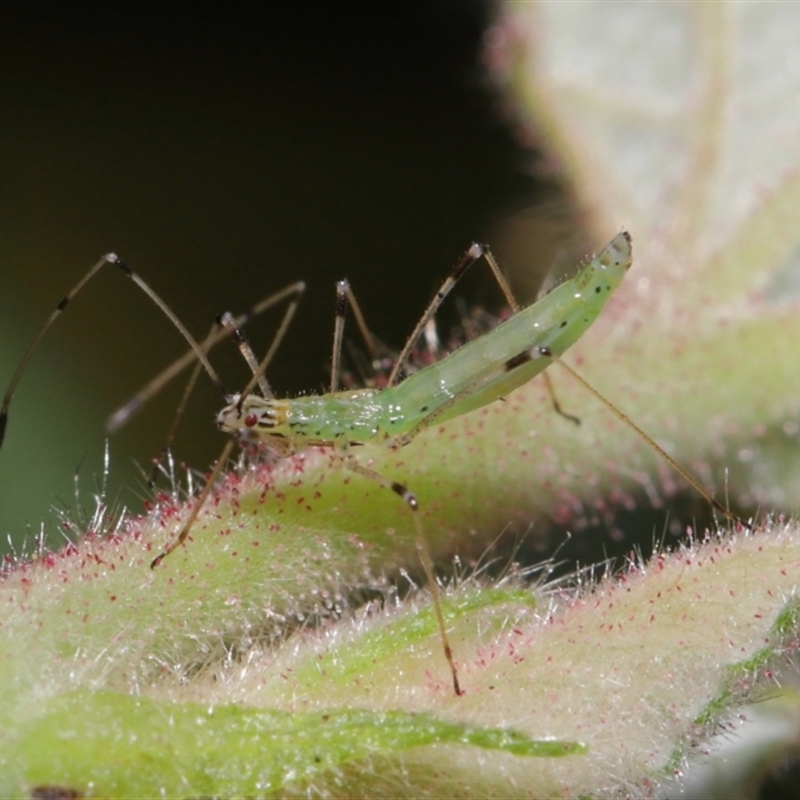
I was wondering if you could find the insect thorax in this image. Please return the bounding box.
[216,389,391,448]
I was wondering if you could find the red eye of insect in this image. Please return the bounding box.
[244,413,259,427]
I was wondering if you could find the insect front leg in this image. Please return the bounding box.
[150,439,236,568]
[342,452,463,696]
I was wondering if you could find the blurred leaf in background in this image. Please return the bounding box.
[0,1,551,547]
[3,1,800,797]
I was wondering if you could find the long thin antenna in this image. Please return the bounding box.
[106,280,305,433]
[115,256,227,394]
[145,322,217,489]
[0,254,229,450]
[1,255,109,447]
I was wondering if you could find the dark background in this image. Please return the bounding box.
[3,9,796,792]
[0,2,575,548]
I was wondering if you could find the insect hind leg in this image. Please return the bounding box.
[387,243,501,387]
[344,455,463,696]
[541,372,581,426]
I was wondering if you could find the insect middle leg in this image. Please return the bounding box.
[325,281,463,693]
[343,454,463,696]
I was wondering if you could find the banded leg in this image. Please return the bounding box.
[332,281,463,693]
[330,279,396,392]
[344,455,462,696]
[384,242,579,424]
[536,347,753,532]
[387,243,507,386]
